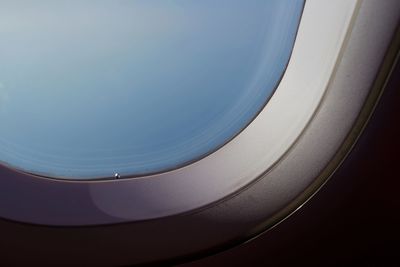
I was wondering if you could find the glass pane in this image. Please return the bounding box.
[0,0,304,180]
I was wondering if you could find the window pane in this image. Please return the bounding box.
[0,0,304,179]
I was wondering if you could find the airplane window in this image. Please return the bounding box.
[1,0,399,266]
[0,0,303,179]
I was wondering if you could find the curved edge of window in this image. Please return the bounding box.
[0,0,368,226]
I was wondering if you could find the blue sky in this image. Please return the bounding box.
[0,0,304,179]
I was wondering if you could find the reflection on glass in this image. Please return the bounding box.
[0,0,304,179]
